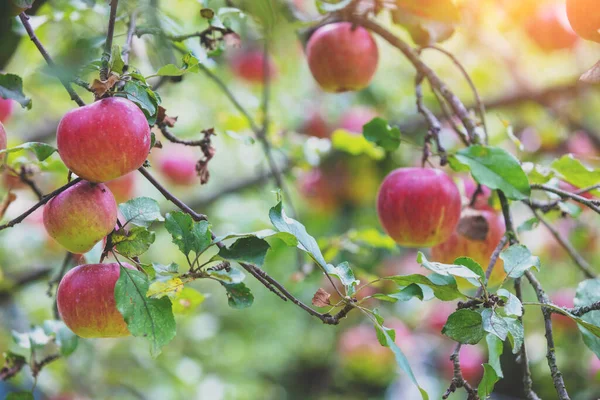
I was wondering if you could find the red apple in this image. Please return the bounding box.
[567,0,600,43]
[56,97,151,183]
[299,110,330,138]
[431,208,506,284]
[43,181,117,254]
[377,168,462,247]
[426,301,456,334]
[0,98,14,123]
[298,165,350,212]
[526,3,579,51]
[57,263,134,338]
[442,345,485,383]
[590,355,600,380]
[230,50,277,84]
[306,22,379,93]
[565,131,597,158]
[460,177,493,211]
[156,147,198,186]
[339,107,378,134]
[105,172,136,204]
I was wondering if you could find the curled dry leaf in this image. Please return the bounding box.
[223,32,242,49]
[0,192,17,220]
[156,106,178,128]
[91,74,119,98]
[312,288,332,307]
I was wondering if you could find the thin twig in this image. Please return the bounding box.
[529,207,596,279]
[122,9,138,66]
[442,344,480,400]
[568,301,600,317]
[18,14,85,106]
[525,271,570,400]
[0,178,82,231]
[514,278,541,400]
[415,73,446,166]
[100,0,119,81]
[138,167,207,221]
[531,184,600,214]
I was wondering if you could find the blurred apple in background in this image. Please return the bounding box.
[299,109,331,138]
[425,302,456,334]
[339,107,378,134]
[230,49,277,84]
[565,131,598,158]
[526,3,579,51]
[156,146,198,186]
[306,22,379,93]
[558,180,594,200]
[551,288,576,331]
[0,98,14,123]
[459,177,493,210]
[106,172,137,204]
[566,0,600,43]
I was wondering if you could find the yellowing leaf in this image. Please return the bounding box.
[172,287,205,314]
[331,129,385,160]
[147,277,184,299]
[395,0,461,23]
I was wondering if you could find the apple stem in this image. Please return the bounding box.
[100,0,119,82]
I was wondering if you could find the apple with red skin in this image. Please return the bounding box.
[377,168,462,247]
[230,50,277,84]
[156,147,198,186]
[442,345,484,383]
[43,181,117,254]
[57,97,151,183]
[299,110,330,138]
[298,167,347,212]
[426,301,456,334]
[567,0,600,43]
[106,172,136,204]
[57,263,134,338]
[431,209,505,281]
[339,107,378,134]
[460,177,493,211]
[306,22,379,93]
[526,3,579,51]
[0,99,13,123]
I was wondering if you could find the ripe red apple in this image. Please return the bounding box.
[426,301,456,334]
[56,97,151,183]
[339,107,378,134]
[298,167,346,212]
[431,208,506,284]
[306,22,379,93]
[460,177,493,211]
[526,3,579,51]
[106,172,136,204]
[230,50,277,84]
[0,98,14,123]
[377,168,461,247]
[57,263,134,338]
[442,345,484,383]
[156,147,198,186]
[299,110,330,138]
[567,0,600,43]
[43,181,117,254]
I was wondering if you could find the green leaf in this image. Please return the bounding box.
[42,320,78,356]
[442,309,484,344]
[417,252,482,281]
[362,117,401,151]
[221,282,254,309]
[500,245,541,278]
[0,142,57,161]
[142,262,179,281]
[486,334,504,378]
[504,317,524,354]
[110,45,125,74]
[497,289,523,317]
[115,267,176,357]
[453,257,486,286]
[331,261,359,295]
[517,217,539,234]
[477,364,500,398]
[151,53,200,77]
[376,321,429,399]
[448,145,530,200]
[346,228,396,249]
[0,73,32,109]
[208,267,246,284]
[481,309,509,341]
[575,279,600,359]
[116,80,160,124]
[6,393,34,400]
[112,226,155,257]
[172,287,205,314]
[551,155,600,192]
[385,274,465,301]
[165,212,212,257]
[330,129,385,160]
[214,229,298,247]
[119,197,164,227]
[372,284,424,303]
[315,0,353,13]
[218,236,270,267]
